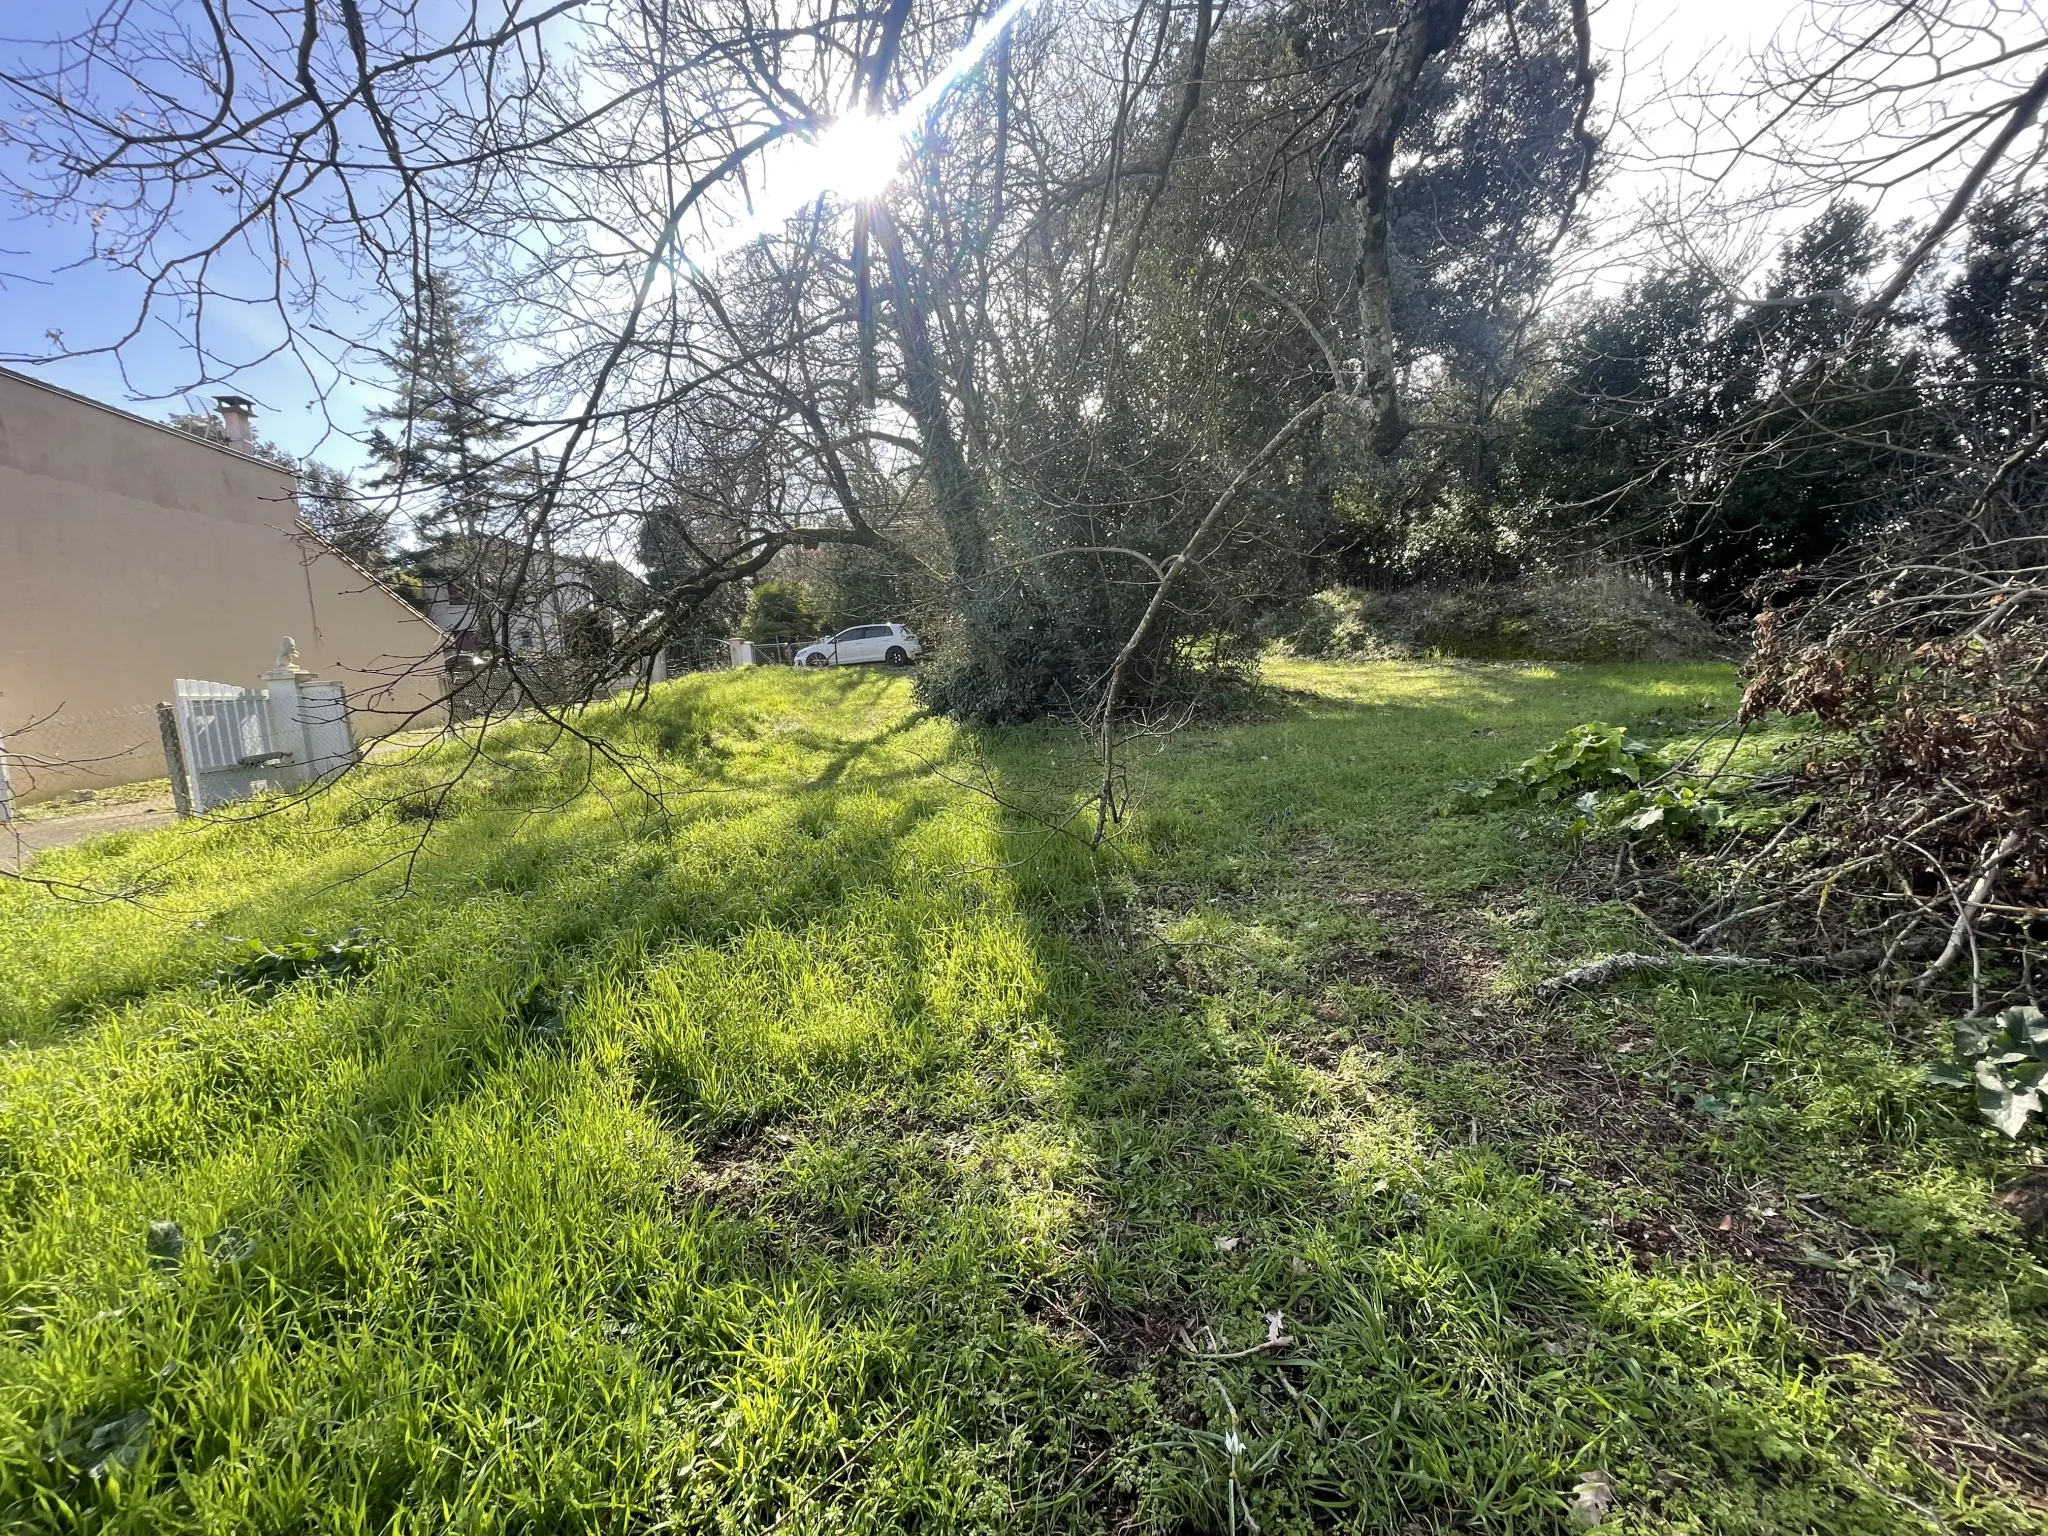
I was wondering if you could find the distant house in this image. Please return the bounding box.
[0,367,446,805]
[414,541,625,659]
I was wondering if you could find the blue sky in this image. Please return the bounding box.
[0,0,1042,474]
[1,0,402,472]
[0,232,385,470]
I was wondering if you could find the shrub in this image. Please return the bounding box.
[1280,571,1729,663]
[740,580,825,643]
[206,930,381,996]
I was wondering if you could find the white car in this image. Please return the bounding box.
[795,622,923,669]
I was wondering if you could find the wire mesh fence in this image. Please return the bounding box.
[0,703,167,812]
[662,638,741,674]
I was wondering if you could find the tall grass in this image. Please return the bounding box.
[0,663,2038,1533]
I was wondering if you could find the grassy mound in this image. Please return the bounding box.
[1282,572,1729,664]
[0,663,2041,1532]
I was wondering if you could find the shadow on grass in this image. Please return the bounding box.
[971,660,1941,1534]
[0,662,1958,1535]
[3,726,1047,1526]
[985,810,1640,1531]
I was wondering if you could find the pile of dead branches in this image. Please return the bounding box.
[1609,549,2046,1008]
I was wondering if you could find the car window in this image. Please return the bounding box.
[834,628,861,642]
[863,625,891,640]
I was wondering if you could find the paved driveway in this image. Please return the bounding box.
[3,797,180,868]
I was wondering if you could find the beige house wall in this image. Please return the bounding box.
[0,368,445,804]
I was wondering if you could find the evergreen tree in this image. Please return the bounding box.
[1512,204,1928,612]
[1939,193,2048,536]
[634,501,748,646]
[296,462,396,572]
[739,581,824,644]
[364,273,518,543]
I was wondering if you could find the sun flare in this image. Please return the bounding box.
[809,112,909,204]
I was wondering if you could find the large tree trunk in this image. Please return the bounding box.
[873,207,992,587]
[1347,0,1471,457]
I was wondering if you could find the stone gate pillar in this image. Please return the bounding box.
[261,637,314,788]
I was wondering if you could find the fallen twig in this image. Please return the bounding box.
[1534,951,1784,998]
[1536,934,1955,997]
[1181,1311,1296,1360]
[1917,829,2024,988]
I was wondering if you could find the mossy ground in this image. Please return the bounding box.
[0,661,2040,1532]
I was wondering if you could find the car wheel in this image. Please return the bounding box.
[806,652,831,668]
[885,646,908,666]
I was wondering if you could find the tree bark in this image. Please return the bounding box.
[1347,0,1471,457]
[873,205,992,585]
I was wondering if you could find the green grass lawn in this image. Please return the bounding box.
[1,661,2042,1533]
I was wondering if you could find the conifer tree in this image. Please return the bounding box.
[364,273,517,544]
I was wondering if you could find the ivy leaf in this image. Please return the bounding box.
[1999,1005,2048,1050]
[145,1220,186,1272]
[205,1227,256,1265]
[83,1410,150,1479]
